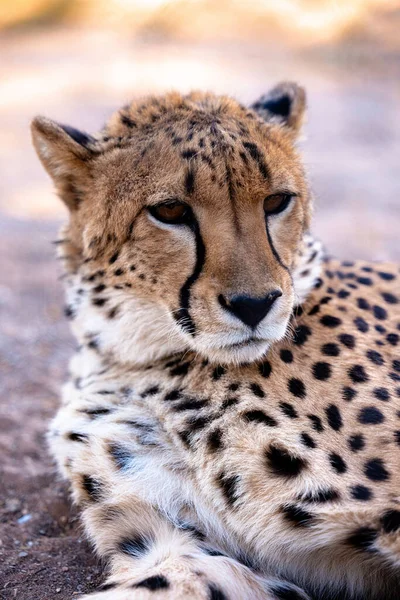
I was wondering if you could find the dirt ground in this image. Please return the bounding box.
[0,27,399,600]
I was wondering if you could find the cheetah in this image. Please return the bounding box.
[31,82,400,600]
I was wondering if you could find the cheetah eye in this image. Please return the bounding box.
[263,193,294,216]
[148,200,192,225]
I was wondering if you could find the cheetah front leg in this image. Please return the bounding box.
[78,499,310,600]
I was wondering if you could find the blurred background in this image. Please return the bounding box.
[0,1,399,598]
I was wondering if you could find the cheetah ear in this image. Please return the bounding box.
[31,116,96,210]
[251,82,306,134]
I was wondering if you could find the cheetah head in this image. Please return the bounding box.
[31,83,321,366]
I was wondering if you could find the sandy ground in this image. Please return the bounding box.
[0,27,399,599]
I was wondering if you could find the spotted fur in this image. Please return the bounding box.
[31,83,400,600]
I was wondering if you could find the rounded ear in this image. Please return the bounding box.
[31,117,96,210]
[251,82,306,135]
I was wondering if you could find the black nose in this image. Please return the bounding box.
[219,291,282,328]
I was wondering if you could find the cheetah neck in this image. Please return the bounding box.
[61,232,324,370]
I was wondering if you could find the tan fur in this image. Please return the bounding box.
[32,84,400,600]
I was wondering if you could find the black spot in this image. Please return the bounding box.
[387,333,399,346]
[181,148,197,160]
[243,141,269,178]
[302,488,339,503]
[293,325,311,346]
[212,366,226,380]
[377,271,395,281]
[347,527,377,552]
[109,443,132,470]
[280,402,298,419]
[64,305,75,319]
[382,292,398,304]
[342,386,357,401]
[282,504,314,527]
[300,432,316,448]
[250,383,265,398]
[228,382,239,392]
[119,534,150,557]
[109,251,119,264]
[354,317,369,333]
[67,432,88,443]
[350,484,372,501]
[348,365,369,384]
[329,453,347,474]
[269,583,307,600]
[393,360,400,372]
[321,343,340,357]
[244,410,277,427]
[107,307,119,319]
[177,429,192,448]
[221,396,238,410]
[308,304,320,316]
[280,349,293,363]
[381,509,400,533]
[170,362,191,377]
[373,387,390,401]
[142,385,160,397]
[325,404,343,431]
[339,334,355,349]
[164,389,182,401]
[207,583,228,600]
[395,431,400,445]
[293,305,304,317]
[92,297,107,307]
[366,350,384,366]
[266,445,307,477]
[133,575,169,590]
[307,414,324,432]
[364,458,390,481]
[312,362,332,381]
[358,407,384,425]
[81,407,111,417]
[208,428,223,452]
[348,434,365,452]
[173,398,208,411]
[338,289,350,299]
[373,305,387,320]
[217,472,240,506]
[186,415,209,432]
[357,298,370,310]
[185,168,195,195]
[357,277,373,286]
[320,315,342,328]
[121,114,136,128]
[288,378,306,399]
[82,475,103,502]
[259,360,272,378]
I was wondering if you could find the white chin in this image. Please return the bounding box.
[199,340,272,365]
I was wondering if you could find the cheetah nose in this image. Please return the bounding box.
[218,291,282,328]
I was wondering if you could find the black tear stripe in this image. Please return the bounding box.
[175,217,206,336]
[265,218,290,273]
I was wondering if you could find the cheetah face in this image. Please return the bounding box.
[32,83,317,365]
